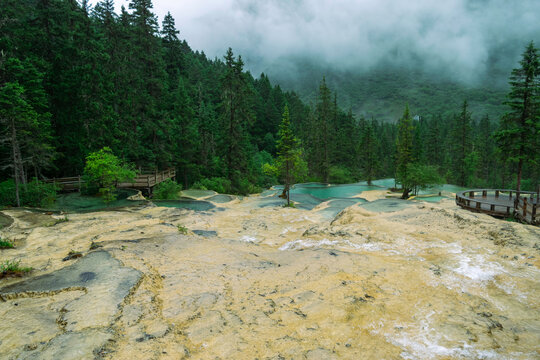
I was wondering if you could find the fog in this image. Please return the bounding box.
[104,0,540,83]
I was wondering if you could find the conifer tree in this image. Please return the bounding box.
[315,77,332,182]
[476,115,496,186]
[219,48,255,187]
[359,118,380,185]
[395,104,415,198]
[276,105,301,206]
[495,41,540,193]
[425,115,443,166]
[450,101,473,186]
[161,12,183,89]
[0,83,40,206]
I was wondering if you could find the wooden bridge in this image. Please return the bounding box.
[46,168,176,193]
[456,189,539,225]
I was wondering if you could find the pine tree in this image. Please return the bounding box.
[0,82,40,206]
[126,0,167,165]
[425,115,443,166]
[0,57,55,183]
[161,12,183,89]
[450,101,473,186]
[395,104,415,198]
[276,105,301,205]
[315,77,332,182]
[219,48,255,187]
[476,115,496,186]
[360,118,380,185]
[495,41,540,193]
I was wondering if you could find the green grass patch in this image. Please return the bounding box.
[0,239,14,249]
[0,259,32,278]
[45,215,69,227]
[153,179,182,200]
[177,225,189,234]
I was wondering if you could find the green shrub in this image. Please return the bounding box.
[329,166,356,184]
[153,179,182,200]
[177,224,188,234]
[192,177,232,194]
[0,179,58,207]
[0,259,32,278]
[83,147,136,203]
[402,163,444,196]
[0,238,14,249]
[234,178,262,195]
[45,215,69,227]
[282,202,296,208]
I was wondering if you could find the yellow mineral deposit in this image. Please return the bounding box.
[0,191,539,359]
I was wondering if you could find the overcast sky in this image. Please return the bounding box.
[98,0,540,81]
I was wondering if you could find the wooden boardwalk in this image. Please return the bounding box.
[456,189,539,225]
[46,168,176,193]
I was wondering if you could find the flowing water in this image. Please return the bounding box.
[0,184,539,359]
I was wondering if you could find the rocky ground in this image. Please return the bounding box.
[0,192,539,359]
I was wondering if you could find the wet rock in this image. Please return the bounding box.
[329,229,351,237]
[135,333,156,342]
[62,250,82,262]
[127,191,146,201]
[305,348,338,360]
[24,329,112,360]
[0,251,141,358]
[193,230,218,237]
[206,194,235,203]
[0,251,139,297]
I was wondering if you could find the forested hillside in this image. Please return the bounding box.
[0,0,538,203]
[272,62,508,123]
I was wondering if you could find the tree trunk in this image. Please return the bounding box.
[286,160,290,206]
[10,121,22,207]
[516,158,523,197]
[401,188,411,199]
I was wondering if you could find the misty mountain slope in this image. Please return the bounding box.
[271,64,508,122]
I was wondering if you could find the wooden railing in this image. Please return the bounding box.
[515,196,539,225]
[45,168,176,192]
[45,176,84,191]
[118,168,176,189]
[456,189,539,225]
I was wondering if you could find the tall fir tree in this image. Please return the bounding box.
[495,41,540,193]
[359,118,380,185]
[450,101,473,186]
[276,105,301,205]
[314,77,332,182]
[395,104,415,198]
[219,48,255,187]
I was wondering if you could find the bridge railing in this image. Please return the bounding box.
[45,168,176,191]
[456,188,539,224]
[515,196,539,225]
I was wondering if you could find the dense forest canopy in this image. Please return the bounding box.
[0,0,539,205]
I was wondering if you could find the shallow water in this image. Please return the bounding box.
[151,199,215,211]
[205,194,235,203]
[359,199,413,212]
[318,198,367,217]
[417,183,468,195]
[413,195,448,203]
[181,189,217,199]
[0,212,13,228]
[47,189,144,212]
[290,183,379,200]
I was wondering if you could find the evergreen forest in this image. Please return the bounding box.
[1,0,539,206]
